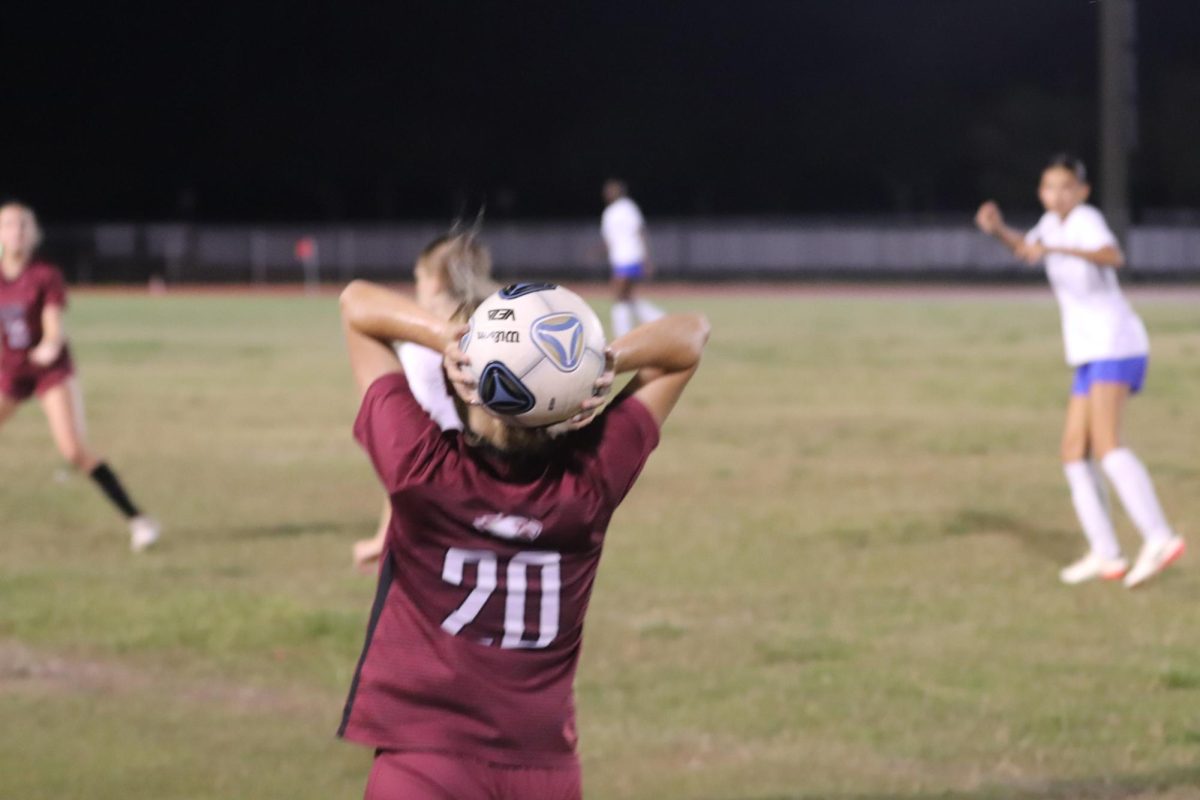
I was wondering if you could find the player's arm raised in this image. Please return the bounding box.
[974,200,1031,257]
[339,280,457,394]
[610,313,710,427]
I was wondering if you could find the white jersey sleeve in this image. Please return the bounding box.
[1070,205,1118,250]
[1025,212,1050,244]
[396,342,463,431]
[626,200,644,229]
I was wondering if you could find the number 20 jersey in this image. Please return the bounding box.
[339,372,659,767]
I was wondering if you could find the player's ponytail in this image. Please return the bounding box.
[422,215,497,312]
[443,228,496,308]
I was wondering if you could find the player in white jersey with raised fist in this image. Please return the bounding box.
[600,179,664,337]
[976,154,1184,588]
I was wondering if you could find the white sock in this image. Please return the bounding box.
[611,301,634,337]
[633,298,665,324]
[1063,461,1121,559]
[1101,448,1174,545]
[1088,459,1113,519]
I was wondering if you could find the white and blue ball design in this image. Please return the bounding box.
[464,283,606,427]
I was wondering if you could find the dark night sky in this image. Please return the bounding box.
[5,1,1200,221]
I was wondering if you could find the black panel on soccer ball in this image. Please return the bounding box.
[478,361,537,414]
[499,283,557,300]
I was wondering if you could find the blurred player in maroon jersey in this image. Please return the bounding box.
[338,279,708,799]
[0,202,160,550]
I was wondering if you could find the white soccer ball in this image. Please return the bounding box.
[463,283,607,427]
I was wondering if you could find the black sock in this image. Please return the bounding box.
[88,462,141,519]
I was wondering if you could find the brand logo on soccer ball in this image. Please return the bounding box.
[473,513,544,541]
[488,308,515,321]
[532,313,585,372]
[478,330,520,343]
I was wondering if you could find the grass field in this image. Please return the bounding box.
[1,287,1199,800]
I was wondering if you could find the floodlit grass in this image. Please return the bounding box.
[1,288,1198,799]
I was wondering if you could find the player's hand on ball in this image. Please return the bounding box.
[560,349,616,431]
[443,326,480,406]
[974,201,1003,235]
[594,348,616,399]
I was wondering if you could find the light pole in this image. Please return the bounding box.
[1099,0,1138,240]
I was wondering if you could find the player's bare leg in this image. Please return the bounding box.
[634,296,665,325]
[40,379,100,471]
[629,268,664,326]
[1086,381,1128,460]
[1059,394,1126,584]
[1088,381,1184,587]
[0,394,20,429]
[611,275,635,337]
[1062,392,1115,531]
[353,497,390,572]
[40,379,160,550]
[1059,394,1090,465]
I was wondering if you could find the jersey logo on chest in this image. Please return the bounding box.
[473,513,544,542]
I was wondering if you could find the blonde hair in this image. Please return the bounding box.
[421,224,497,313]
[462,415,559,461]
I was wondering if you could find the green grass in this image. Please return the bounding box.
[1,289,1198,799]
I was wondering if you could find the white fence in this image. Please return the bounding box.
[61,220,1200,282]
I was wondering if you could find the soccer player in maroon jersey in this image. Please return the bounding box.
[338,279,708,799]
[0,202,160,550]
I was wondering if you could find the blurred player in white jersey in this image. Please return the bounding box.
[351,229,495,570]
[601,179,663,337]
[976,154,1184,588]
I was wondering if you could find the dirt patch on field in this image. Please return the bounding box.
[0,639,143,690]
[0,640,323,715]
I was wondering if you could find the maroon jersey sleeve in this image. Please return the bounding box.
[39,265,67,309]
[587,393,660,505]
[353,372,448,493]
